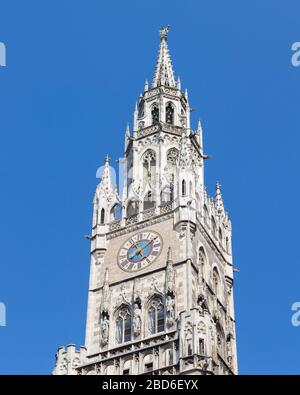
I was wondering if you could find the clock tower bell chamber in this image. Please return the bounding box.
[52,27,238,376]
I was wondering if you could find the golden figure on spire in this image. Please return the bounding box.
[159,25,170,40]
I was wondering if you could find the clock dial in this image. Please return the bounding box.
[118,231,162,272]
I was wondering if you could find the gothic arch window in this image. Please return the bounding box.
[147,297,165,336]
[143,149,156,190]
[216,323,225,356]
[182,180,186,196]
[100,208,105,224]
[138,100,145,118]
[127,200,138,217]
[212,267,220,297]
[151,104,159,125]
[110,203,122,221]
[115,306,132,344]
[165,102,174,124]
[211,216,217,238]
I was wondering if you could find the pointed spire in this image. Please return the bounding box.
[184,88,189,104]
[99,155,114,198]
[124,122,130,151]
[152,25,176,88]
[215,181,225,215]
[144,79,149,92]
[197,119,203,148]
[176,76,181,90]
[133,101,138,130]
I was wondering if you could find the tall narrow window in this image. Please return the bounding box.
[212,268,220,297]
[100,208,105,224]
[199,339,205,355]
[115,307,132,344]
[147,298,165,335]
[166,102,174,124]
[182,180,186,196]
[151,105,159,124]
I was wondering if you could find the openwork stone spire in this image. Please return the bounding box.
[99,155,114,200]
[215,182,225,216]
[152,25,176,88]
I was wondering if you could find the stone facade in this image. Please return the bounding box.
[53,26,238,375]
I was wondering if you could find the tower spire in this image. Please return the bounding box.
[215,181,225,216]
[152,25,176,88]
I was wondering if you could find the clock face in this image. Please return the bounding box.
[118,231,162,272]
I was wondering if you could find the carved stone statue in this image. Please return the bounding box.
[133,303,142,336]
[101,316,109,346]
[166,295,175,328]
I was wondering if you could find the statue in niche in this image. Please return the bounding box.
[166,295,175,327]
[101,316,109,346]
[133,303,142,336]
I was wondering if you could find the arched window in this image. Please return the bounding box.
[127,200,138,217]
[211,216,217,238]
[143,150,156,190]
[110,203,122,221]
[100,208,105,224]
[166,102,174,124]
[182,180,186,196]
[212,267,220,297]
[151,104,159,125]
[147,298,165,335]
[115,306,132,344]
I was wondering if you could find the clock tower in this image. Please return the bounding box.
[53,27,238,375]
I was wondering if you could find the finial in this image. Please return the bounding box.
[104,154,110,164]
[197,119,203,132]
[216,181,221,192]
[177,76,181,90]
[134,101,138,112]
[159,25,170,40]
[126,122,130,135]
[144,79,149,92]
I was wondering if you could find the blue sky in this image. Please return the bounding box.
[0,0,300,374]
